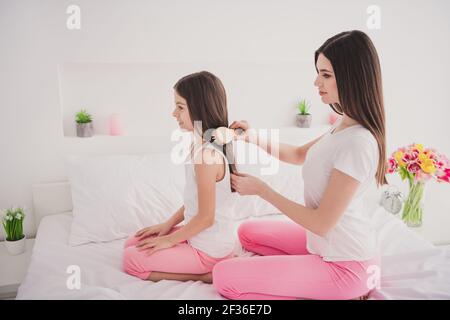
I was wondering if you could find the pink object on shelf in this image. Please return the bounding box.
[109,113,124,135]
[328,112,339,125]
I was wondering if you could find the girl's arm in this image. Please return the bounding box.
[232,168,360,237]
[167,148,221,244]
[135,205,185,239]
[166,205,185,227]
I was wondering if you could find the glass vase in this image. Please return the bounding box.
[402,181,425,227]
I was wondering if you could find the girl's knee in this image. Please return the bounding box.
[123,247,146,277]
[124,235,139,248]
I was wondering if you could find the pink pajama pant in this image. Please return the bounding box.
[123,227,232,280]
[212,220,381,300]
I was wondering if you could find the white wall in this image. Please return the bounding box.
[1,0,449,241]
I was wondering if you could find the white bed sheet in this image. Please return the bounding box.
[17,208,450,300]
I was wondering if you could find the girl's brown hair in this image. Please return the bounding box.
[315,30,387,187]
[174,71,228,136]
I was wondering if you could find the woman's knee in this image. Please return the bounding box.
[237,220,260,249]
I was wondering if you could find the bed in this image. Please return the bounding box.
[16,150,450,300]
[17,207,450,299]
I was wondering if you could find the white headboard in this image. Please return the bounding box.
[32,181,73,229]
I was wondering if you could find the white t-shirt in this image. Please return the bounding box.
[183,142,237,258]
[301,120,379,262]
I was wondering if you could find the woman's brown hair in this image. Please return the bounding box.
[315,30,387,187]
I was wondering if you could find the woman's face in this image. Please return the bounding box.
[314,53,339,105]
[172,90,194,131]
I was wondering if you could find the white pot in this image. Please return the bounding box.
[5,236,26,255]
[296,114,312,128]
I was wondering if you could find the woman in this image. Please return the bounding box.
[212,30,387,300]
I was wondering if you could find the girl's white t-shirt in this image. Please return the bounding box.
[302,120,379,262]
[183,142,237,258]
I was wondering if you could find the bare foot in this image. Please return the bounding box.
[201,272,213,284]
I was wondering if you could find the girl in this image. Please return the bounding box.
[212,30,386,300]
[123,71,236,283]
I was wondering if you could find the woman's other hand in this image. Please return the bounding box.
[229,120,255,143]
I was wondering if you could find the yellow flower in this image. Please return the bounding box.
[420,159,436,174]
[395,151,405,167]
[414,143,424,152]
[419,153,429,161]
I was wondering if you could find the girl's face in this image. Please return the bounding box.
[314,53,339,105]
[172,90,194,131]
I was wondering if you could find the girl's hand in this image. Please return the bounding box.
[231,172,270,197]
[135,221,172,240]
[136,235,176,256]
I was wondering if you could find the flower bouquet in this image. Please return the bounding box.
[387,143,450,227]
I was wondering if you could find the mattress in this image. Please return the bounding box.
[16,208,450,299]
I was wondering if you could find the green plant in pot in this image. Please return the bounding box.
[296,99,312,128]
[76,108,94,137]
[2,206,26,255]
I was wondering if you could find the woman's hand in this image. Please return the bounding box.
[136,235,176,256]
[135,221,173,240]
[229,120,255,143]
[231,172,270,197]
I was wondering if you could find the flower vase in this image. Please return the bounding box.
[402,181,425,227]
[5,235,26,255]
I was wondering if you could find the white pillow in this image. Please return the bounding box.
[65,145,304,245]
[232,140,304,219]
[66,153,184,246]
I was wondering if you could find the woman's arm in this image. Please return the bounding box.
[250,132,326,165]
[167,148,221,244]
[231,168,360,237]
[230,120,325,165]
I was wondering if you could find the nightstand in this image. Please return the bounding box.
[0,238,35,299]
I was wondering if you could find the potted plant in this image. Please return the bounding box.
[296,99,312,128]
[76,108,94,137]
[2,206,26,255]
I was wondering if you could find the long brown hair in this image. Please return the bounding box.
[174,71,234,174]
[315,30,387,187]
[174,71,228,137]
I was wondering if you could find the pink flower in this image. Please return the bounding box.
[436,168,450,183]
[407,162,421,174]
[415,170,432,183]
[387,158,398,173]
[402,151,418,164]
[435,154,449,170]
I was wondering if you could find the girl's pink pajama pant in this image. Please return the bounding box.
[123,227,231,280]
[212,220,381,300]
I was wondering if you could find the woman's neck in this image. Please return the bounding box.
[340,114,359,127]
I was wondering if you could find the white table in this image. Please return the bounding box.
[0,238,35,299]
